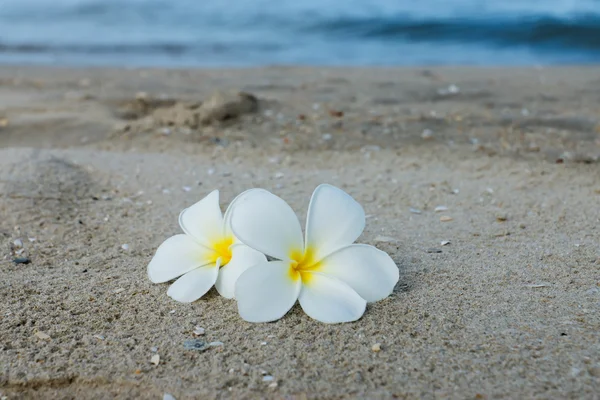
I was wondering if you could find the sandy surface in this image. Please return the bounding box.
[0,66,599,399]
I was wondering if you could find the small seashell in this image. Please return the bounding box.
[151,354,160,365]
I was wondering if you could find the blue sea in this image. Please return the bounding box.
[0,0,599,66]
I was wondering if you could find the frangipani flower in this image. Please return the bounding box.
[147,190,266,302]
[230,184,399,323]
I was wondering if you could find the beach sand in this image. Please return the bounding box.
[0,66,599,399]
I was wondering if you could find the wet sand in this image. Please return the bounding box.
[0,66,599,399]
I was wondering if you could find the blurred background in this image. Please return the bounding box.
[0,0,599,67]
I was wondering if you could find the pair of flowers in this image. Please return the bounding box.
[147,184,399,323]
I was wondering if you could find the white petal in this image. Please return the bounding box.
[298,273,366,323]
[147,234,214,283]
[235,261,301,322]
[230,189,303,261]
[167,265,219,303]
[305,184,365,262]
[318,244,399,302]
[178,190,224,247]
[222,189,264,242]
[215,244,267,299]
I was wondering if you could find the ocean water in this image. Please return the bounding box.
[0,0,599,66]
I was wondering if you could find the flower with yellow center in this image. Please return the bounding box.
[147,190,266,302]
[230,184,399,323]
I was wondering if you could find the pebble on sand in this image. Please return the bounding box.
[440,216,453,222]
[151,354,160,366]
[34,331,51,341]
[372,343,382,352]
[193,326,205,336]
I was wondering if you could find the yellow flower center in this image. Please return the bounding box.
[209,236,234,267]
[288,247,321,284]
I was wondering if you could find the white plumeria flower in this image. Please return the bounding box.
[230,184,399,323]
[147,190,266,302]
